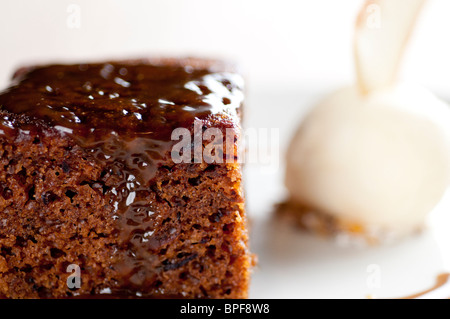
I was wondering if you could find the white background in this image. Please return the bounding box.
[1,0,450,92]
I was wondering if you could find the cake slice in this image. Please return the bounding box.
[0,58,252,298]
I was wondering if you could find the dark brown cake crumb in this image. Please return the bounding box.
[0,58,251,298]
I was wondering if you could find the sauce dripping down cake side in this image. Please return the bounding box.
[0,58,252,298]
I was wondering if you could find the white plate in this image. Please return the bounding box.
[244,85,450,299]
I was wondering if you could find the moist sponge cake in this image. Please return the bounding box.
[0,58,252,298]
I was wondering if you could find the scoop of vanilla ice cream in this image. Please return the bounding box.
[285,83,450,237]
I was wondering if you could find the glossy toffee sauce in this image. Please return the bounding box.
[399,273,450,299]
[0,61,243,296]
